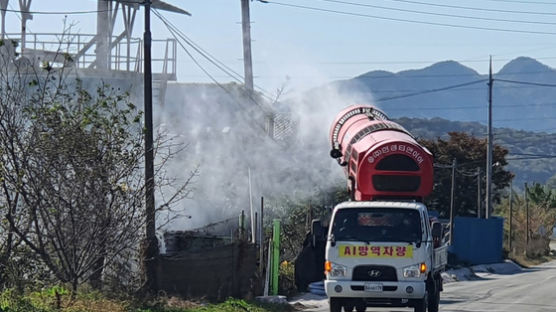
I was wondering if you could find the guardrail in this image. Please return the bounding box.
[3,32,176,79]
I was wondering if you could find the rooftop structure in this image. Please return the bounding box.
[0,0,188,106]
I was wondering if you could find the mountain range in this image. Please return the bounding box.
[332,57,556,133]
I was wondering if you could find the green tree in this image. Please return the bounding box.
[526,183,556,208]
[0,56,194,291]
[420,132,514,217]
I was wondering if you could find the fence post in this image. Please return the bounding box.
[271,219,280,295]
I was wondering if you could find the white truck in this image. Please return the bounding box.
[323,105,448,312]
[325,201,447,312]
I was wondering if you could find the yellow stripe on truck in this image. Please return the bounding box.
[338,245,413,258]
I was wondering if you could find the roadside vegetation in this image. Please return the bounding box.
[496,182,556,265]
[0,289,293,312]
[0,43,194,310]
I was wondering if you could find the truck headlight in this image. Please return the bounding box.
[403,265,421,278]
[325,261,348,278]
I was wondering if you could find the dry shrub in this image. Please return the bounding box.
[505,198,555,257]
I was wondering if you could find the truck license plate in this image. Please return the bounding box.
[364,283,383,292]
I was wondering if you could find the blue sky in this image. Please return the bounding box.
[5,0,556,94]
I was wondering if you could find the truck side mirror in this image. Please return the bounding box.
[328,234,336,247]
[431,222,442,248]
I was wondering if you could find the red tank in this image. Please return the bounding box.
[329,105,433,201]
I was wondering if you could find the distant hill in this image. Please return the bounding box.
[394,117,556,188]
[332,57,556,132]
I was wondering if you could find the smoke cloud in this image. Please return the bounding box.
[154,78,376,232]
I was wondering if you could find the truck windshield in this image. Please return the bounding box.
[331,208,422,244]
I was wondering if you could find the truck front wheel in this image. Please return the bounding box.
[329,298,342,312]
[428,282,440,312]
[414,292,427,312]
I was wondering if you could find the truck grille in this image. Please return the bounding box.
[352,265,398,281]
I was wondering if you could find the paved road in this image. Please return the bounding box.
[439,260,556,312]
[293,259,556,312]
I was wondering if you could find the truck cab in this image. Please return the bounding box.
[325,201,445,312]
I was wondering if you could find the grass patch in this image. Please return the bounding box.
[140,298,294,312]
[510,252,556,268]
[0,291,294,312]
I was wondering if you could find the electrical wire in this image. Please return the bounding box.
[153,10,275,102]
[313,0,556,26]
[263,1,556,35]
[375,79,487,102]
[507,155,556,160]
[0,8,111,15]
[494,78,556,87]
[383,0,556,16]
[484,0,556,5]
[153,10,273,136]
[385,102,556,112]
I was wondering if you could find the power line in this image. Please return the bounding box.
[0,8,110,15]
[313,0,556,26]
[494,116,556,121]
[383,0,556,15]
[153,10,273,135]
[263,1,556,35]
[484,0,556,5]
[507,155,556,160]
[385,102,556,112]
[511,152,556,157]
[375,79,487,102]
[494,78,556,87]
[153,10,274,101]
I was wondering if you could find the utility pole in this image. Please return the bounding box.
[240,0,254,94]
[96,0,110,70]
[508,179,513,253]
[1,0,8,40]
[477,167,481,218]
[143,0,158,293]
[525,182,529,248]
[449,158,457,245]
[19,0,32,57]
[486,56,494,219]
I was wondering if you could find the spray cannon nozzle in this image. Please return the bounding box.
[330,149,342,159]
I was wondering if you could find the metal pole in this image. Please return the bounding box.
[525,182,529,248]
[248,167,255,243]
[509,179,513,253]
[143,0,158,292]
[271,219,280,295]
[240,0,254,93]
[0,0,8,40]
[260,197,264,274]
[477,167,481,218]
[263,239,271,296]
[19,0,32,58]
[486,56,494,219]
[254,212,258,245]
[449,158,456,245]
[96,0,109,70]
[240,210,245,240]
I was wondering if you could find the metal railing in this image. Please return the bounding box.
[3,32,177,79]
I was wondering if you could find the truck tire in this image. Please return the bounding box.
[344,304,354,312]
[355,304,366,312]
[414,292,427,312]
[428,282,440,312]
[329,298,342,312]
